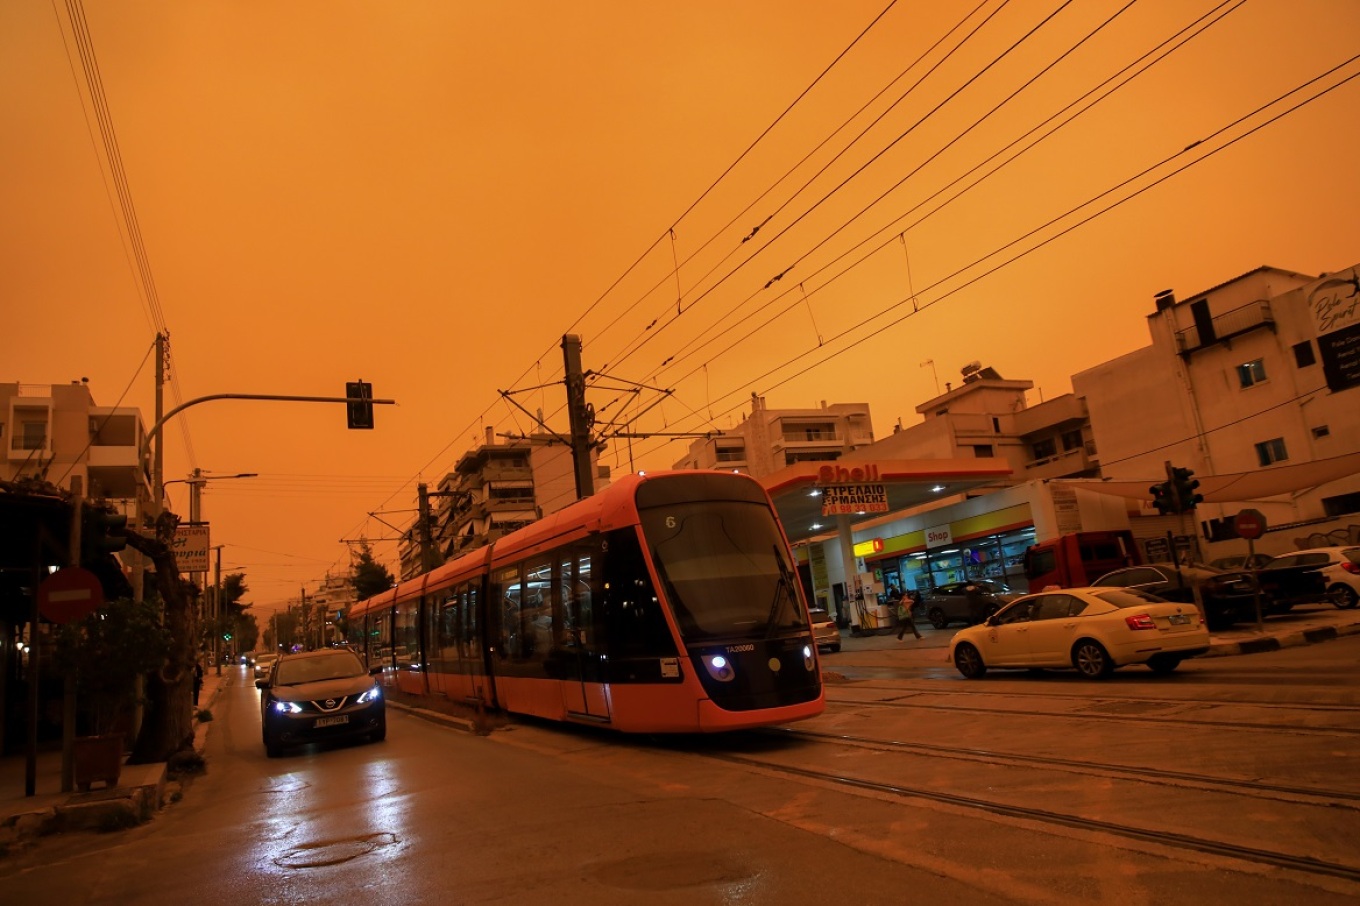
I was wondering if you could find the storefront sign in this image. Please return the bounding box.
[925,524,953,548]
[853,538,884,558]
[817,463,881,484]
[173,523,211,572]
[1308,270,1360,392]
[821,484,888,515]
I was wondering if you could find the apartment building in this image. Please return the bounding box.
[673,395,875,477]
[2,380,151,506]
[1073,263,1360,557]
[397,428,598,580]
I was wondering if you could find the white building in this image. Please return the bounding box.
[673,395,876,476]
[1072,263,1360,559]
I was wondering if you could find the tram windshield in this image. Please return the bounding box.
[640,499,807,643]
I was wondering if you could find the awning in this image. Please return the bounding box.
[1055,451,1360,503]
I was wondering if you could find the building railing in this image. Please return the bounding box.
[1175,299,1274,353]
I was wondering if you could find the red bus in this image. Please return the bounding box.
[347,470,825,733]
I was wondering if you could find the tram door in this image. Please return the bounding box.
[559,548,611,722]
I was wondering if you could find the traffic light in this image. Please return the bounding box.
[81,503,129,563]
[1149,481,1176,515]
[1170,467,1203,513]
[346,380,374,430]
[223,632,233,641]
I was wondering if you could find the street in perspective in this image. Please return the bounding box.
[3,601,1358,905]
[4,3,1360,905]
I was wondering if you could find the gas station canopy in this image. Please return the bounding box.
[758,458,1016,546]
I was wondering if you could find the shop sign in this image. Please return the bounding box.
[817,463,881,484]
[1308,270,1360,392]
[821,484,888,516]
[173,523,211,572]
[853,538,884,558]
[925,524,953,548]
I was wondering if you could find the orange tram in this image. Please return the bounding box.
[347,470,826,733]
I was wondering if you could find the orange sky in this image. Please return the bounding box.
[4,1,1359,615]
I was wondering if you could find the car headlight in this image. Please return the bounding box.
[355,687,382,704]
[271,700,302,714]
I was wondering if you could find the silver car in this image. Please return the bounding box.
[808,608,841,653]
[921,580,1018,629]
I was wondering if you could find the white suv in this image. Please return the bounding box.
[1264,547,1360,610]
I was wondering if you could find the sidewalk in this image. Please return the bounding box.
[0,668,226,852]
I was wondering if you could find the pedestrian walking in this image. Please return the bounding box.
[192,659,204,706]
[896,590,922,640]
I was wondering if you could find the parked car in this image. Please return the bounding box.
[1208,554,1274,571]
[1091,563,1258,630]
[920,580,1018,629]
[807,607,841,653]
[949,587,1210,679]
[1259,547,1360,610]
[1251,555,1332,612]
[252,652,278,681]
[256,648,386,757]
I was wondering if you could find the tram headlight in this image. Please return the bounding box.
[702,654,736,682]
[803,645,816,671]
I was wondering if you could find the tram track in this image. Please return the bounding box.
[829,680,1360,716]
[823,692,1360,737]
[762,726,1360,807]
[704,742,1360,884]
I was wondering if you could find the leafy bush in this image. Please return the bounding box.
[54,597,170,736]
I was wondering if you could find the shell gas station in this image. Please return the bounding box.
[757,457,1047,628]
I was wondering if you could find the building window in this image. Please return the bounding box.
[714,445,745,463]
[1255,437,1288,466]
[1031,438,1056,460]
[1061,429,1083,452]
[991,417,1000,433]
[1293,341,1317,368]
[18,421,47,451]
[1312,425,1331,439]
[973,444,994,458]
[1237,359,1267,388]
[1323,492,1360,517]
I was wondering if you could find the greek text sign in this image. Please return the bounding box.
[173,523,211,572]
[820,484,888,515]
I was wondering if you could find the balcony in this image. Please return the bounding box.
[1175,299,1274,355]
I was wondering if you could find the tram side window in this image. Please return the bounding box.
[437,589,459,667]
[559,548,594,649]
[600,528,676,659]
[493,564,524,660]
[395,599,420,669]
[525,556,556,659]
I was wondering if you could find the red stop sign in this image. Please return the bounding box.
[38,567,106,624]
[1234,508,1267,541]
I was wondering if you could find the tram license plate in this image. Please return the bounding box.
[1168,614,1190,625]
[315,715,349,728]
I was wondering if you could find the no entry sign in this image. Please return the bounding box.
[38,567,105,624]
[1234,508,1268,541]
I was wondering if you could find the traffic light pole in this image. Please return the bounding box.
[143,392,396,509]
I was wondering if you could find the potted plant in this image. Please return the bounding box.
[55,597,170,790]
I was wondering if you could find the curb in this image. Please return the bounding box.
[1202,618,1360,657]
[386,700,477,734]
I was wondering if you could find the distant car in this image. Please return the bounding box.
[256,648,386,758]
[252,653,279,681]
[948,587,1210,680]
[808,608,841,653]
[1091,563,1258,631]
[920,580,1018,629]
[1260,546,1360,610]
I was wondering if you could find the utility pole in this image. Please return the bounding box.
[562,334,595,501]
